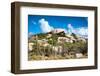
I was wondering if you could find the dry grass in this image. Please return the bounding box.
[28,52,87,61]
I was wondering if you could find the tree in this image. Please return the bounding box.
[71,33,78,39]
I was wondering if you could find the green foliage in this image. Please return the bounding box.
[28,31,88,60]
[37,33,47,39]
[48,39,53,45]
[64,41,87,54]
[71,33,78,39]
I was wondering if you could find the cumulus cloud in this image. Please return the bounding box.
[28,32,33,37]
[32,21,36,25]
[68,24,75,34]
[39,18,54,33]
[68,24,73,30]
[67,24,88,36]
[77,27,88,36]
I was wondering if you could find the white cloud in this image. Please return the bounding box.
[68,24,75,34]
[67,24,88,36]
[32,21,36,25]
[68,24,73,30]
[39,18,54,33]
[77,27,88,36]
[28,32,33,37]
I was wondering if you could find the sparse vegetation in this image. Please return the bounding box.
[28,31,88,60]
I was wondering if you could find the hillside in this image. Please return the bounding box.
[28,29,88,60]
[29,29,87,43]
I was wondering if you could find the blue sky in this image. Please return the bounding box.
[28,15,88,36]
